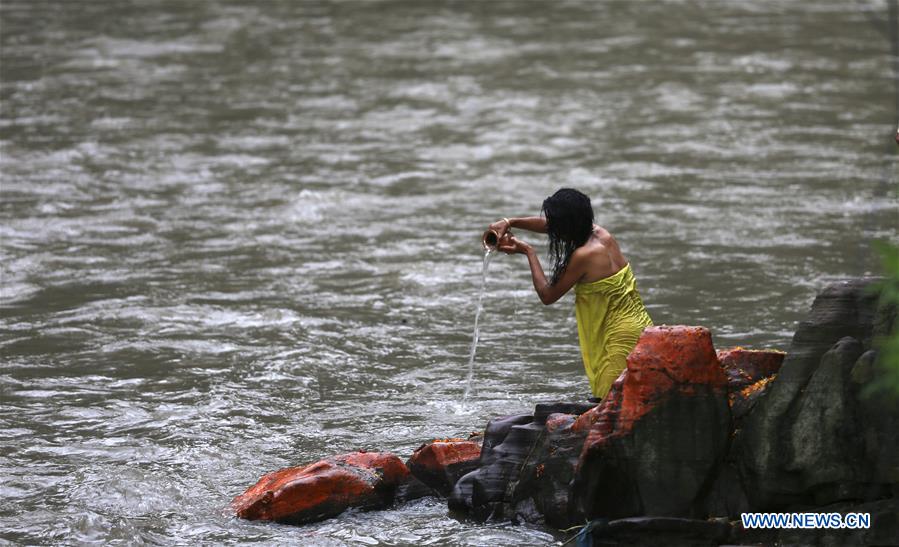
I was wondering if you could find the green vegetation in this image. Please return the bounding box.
[867,241,899,397]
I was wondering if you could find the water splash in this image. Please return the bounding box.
[462,249,495,404]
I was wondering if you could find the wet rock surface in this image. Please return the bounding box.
[230,452,411,525]
[406,438,482,496]
[508,411,585,527]
[728,375,777,426]
[448,403,595,522]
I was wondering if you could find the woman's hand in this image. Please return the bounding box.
[498,235,533,255]
[489,218,512,239]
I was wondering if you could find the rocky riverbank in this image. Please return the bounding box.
[231,278,898,545]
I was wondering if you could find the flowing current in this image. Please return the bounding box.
[463,249,496,405]
[1,1,897,545]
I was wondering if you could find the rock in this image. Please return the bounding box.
[736,278,899,509]
[533,401,597,422]
[718,348,783,427]
[508,411,586,527]
[502,326,730,528]
[572,326,730,522]
[230,452,410,525]
[789,337,868,503]
[703,351,785,518]
[407,438,482,496]
[852,350,899,494]
[448,413,535,521]
[226,280,897,538]
[449,402,595,522]
[573,326,728,436]
[580,516,732,546]
[395,472,439,504]
[717,347,784,401]
[574,497,899,547]
[728,375,777,425]
[702,461,751,519]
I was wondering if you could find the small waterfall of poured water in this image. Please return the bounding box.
[462,248,495,403]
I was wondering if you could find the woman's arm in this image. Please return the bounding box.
[509,216,547,233]
[489,216,547,238]
[499,236,586,305]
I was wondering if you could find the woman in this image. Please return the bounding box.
[491,188,653,399]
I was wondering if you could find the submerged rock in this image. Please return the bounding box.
[230,452,411,525]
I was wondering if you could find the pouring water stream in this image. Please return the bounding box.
[462,248,495,404]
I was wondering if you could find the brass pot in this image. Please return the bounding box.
[482,229,512,251]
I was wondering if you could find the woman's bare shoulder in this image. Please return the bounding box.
[595,225,630,269]
[593,224,617,243]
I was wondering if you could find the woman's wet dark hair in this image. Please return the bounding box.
[542,188,594,285]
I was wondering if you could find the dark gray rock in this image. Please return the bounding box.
[736,278,898,509]
[729,375,775,426]
[395,472,439,503]
[506,327,732,528]
[574,384,731,521]
[448,413,536,520]
[852,349,899,499]
[568,327,732,524]
[579,516,732,547]
[703,461,751,519]
[509,412,586,527]
[789,337,867,504]
[449,403,595,522]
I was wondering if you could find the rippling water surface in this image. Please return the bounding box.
[1,1,897,544]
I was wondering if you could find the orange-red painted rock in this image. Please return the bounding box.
[717,347,784,395]
[571,326,731,520]
[230,452,409,525]
[574,325,726,444]
[407,438,481,495]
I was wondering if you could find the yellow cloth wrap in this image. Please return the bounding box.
[574,263,653,398]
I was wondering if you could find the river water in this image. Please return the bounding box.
[1,1,897,545]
